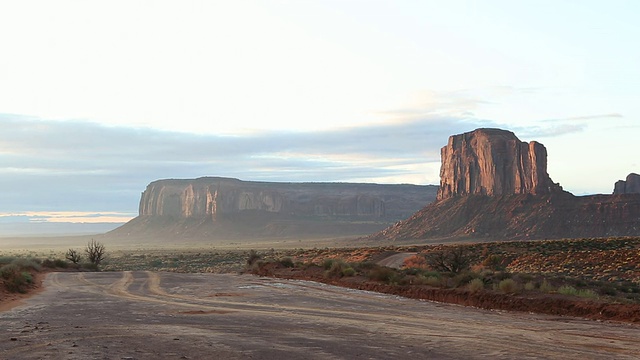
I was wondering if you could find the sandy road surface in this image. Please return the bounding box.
[1,272,639,360]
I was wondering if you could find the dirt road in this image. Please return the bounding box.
[2,272,639,359]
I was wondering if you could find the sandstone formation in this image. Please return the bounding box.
[614,173,640,194]
[111,177,437,240]
[369,128,640,242]
[437,128,560,200]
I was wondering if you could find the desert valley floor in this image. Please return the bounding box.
[2,271,639,360]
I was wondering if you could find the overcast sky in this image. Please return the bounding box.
[1,0,638,226]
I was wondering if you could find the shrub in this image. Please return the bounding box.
[0,264,35,293]
[558,285,578,296]
[403,254,427,269]
[576,289,598,299]
[539,279,554,293]
[467,278,484,292]
[20,271,33,284]
[524,281,536,291]
[278,257,295,268]
[558,285,598,299]
[354,261,377,271]
[368,266,399,283]
[426,247,469,274]
[422,275,443,287]
[452,272,477,288]
[322,258,336,270]
[482,254,506,271]
[81,262,99,271]
[0,256,16,265]
[0,263,19,279]
[53,259,68,268]
[493,271,512,281]
[498,278,519,294]
[246,250,261,266]
[325,261,345,278]
[85,240,106,266]
[342,267,356,277]
[66,249,82,264]
[41,258,68,269]
[10,258,41,272]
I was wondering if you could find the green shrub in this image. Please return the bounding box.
[41,258,68,269]
[558,285,578,296]
[467,278,484,292]
[498,278,519,294]
[341,267,356,277]
[422,275,443,287]
[576,289,598,299]
[539,279,554,293]
[558,285,598,299]
[54,258,68,268]
[10,258,41,272]
[21,271,33,284]
[322,258,336,270]
[0,256,16,266]
[0,263,19,279]
[325,261,345,278]
[524,281,536,291]
[0,265,34,293]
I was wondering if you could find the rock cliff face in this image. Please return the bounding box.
[369,128,640,242]
[112,177,438,240]
[138,177,429,220]
[613,173,640,194]
[437,128,560,200]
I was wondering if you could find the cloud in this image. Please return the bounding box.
[0,211,135,224]
[541,113,623,122]
[515,123,587,139]
[0,114,494,214]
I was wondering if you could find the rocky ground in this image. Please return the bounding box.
[248,237,640,323]
[3,271,640,359]
[2,237,640,323]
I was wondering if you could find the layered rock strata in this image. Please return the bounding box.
[437,128,560,200]
[111,177,438,240]
[138,177,433,220]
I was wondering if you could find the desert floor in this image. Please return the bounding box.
[2,271,639,360]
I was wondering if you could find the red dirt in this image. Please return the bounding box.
[256,264,640,324]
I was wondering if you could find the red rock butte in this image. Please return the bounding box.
[437,128,561,200]
[369,128,640,241]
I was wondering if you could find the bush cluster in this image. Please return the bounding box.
[0,259,39,293]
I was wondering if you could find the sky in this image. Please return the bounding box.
[1,0,639,230]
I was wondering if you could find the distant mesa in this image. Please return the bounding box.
[109,177,437,240]
[370,128,640,242]
[613,173,640,194]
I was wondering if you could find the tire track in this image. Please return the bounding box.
[12,272,639,360]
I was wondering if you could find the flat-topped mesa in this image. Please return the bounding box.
[613,173,640,194]
[437,128,560,200]
[138,177,436,221]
